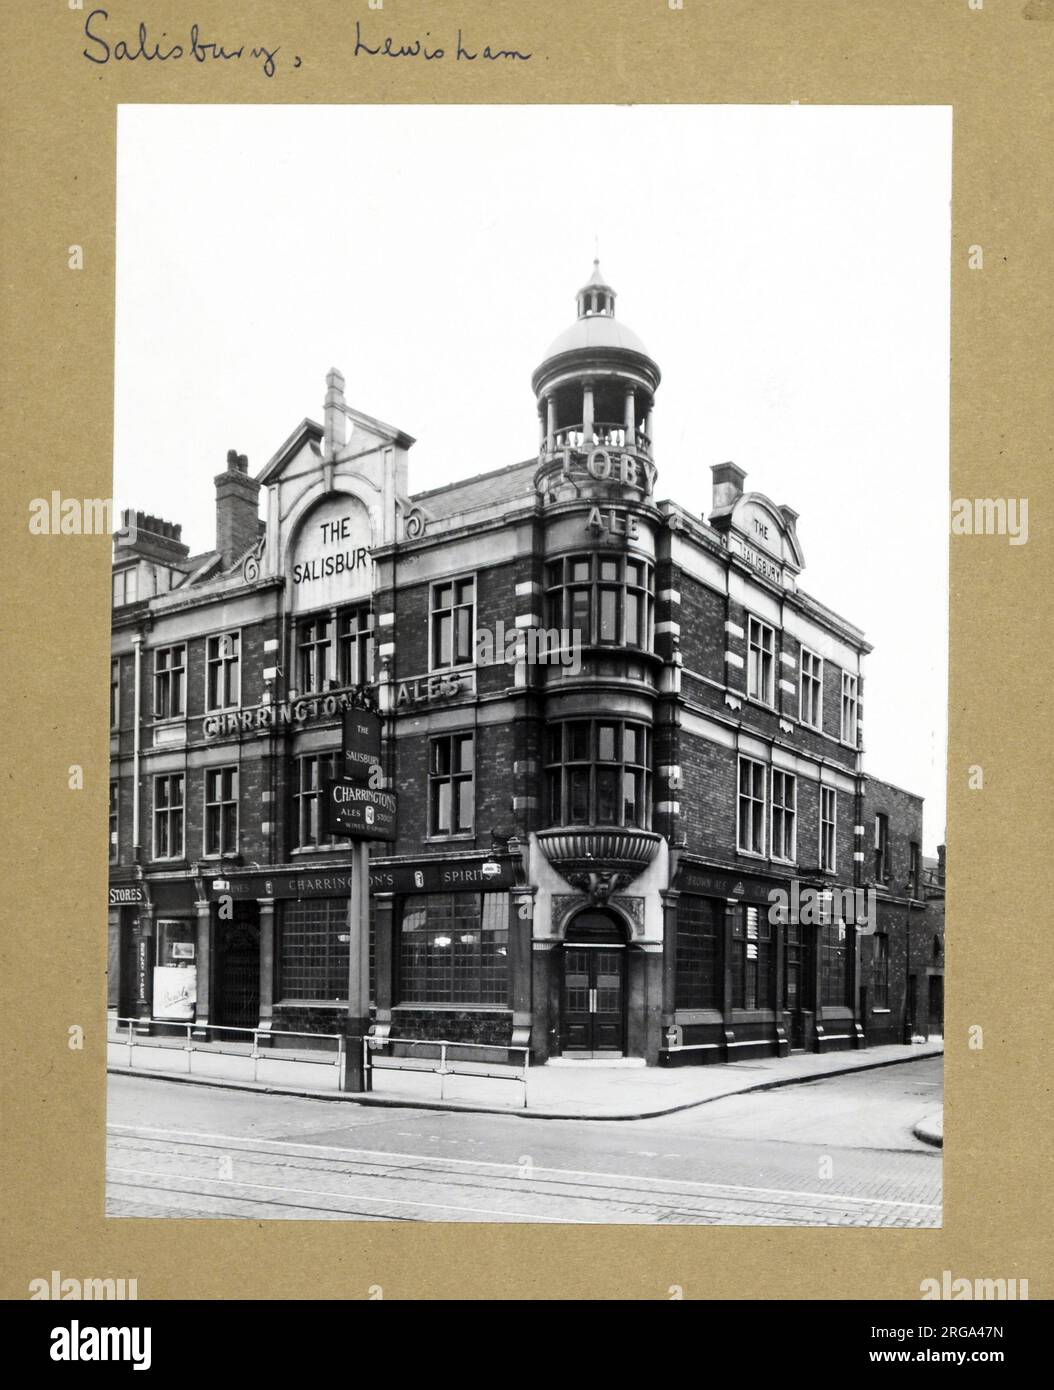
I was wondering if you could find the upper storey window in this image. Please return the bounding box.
[431,577,475,670]
[747,617,776,706]
[544,720,651,829]
[545,554,654,652]
[841,671,860,746]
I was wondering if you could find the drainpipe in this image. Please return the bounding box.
[132,633,143,856]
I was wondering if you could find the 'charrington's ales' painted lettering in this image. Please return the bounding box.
[203,691,366,738]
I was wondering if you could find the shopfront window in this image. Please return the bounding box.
[675,895,721,1010]
[544,553,654,650]
[820,920,848,1006]
[279,898,374,1002]
[731,905,774,1009]
[872,932,890,1008]
[544,719,651,828]
[398,892,508,1005]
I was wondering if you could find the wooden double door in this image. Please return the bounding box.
[559,912,627,1057]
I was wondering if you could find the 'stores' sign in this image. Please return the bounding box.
[323,778,397,841]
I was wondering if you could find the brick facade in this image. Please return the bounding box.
[109,267,939,1076]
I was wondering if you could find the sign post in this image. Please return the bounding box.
[327,703,390,1093]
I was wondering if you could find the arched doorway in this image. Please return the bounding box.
[559,909,629,1057]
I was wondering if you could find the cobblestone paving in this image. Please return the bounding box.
[107,1059,941,1226]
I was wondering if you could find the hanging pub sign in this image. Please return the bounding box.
[323,777,397,841]
[342,706,382,781]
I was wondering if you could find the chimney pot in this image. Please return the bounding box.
[710,462,747,519]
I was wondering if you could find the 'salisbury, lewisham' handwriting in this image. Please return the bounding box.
[79,10,533,79]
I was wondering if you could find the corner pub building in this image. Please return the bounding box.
[108,262,942,1070]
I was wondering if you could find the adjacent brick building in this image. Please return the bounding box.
[108,261,938,1069]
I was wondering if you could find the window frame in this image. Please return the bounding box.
[428,732,476,839]
[430,575,476,671]
[152,643,187,721]
[205,629,241,712]
[203,765,239,858]
[109,780,119,862]
[337,604,375,688]
[840,670,859,746]
[543,719,652,830]
[872,932,890,1008]
[731,905,773,1010]
[799,648,823,729]
[397,891,509,1007]
[543,553,655,652]
[820,786,838,873]
[152,772,185,861]
[297,614,333,695]
[770,769,797,863]
[820,919,848,1007]
[110,657,121,730]
[874,812,891,883]
[674,894,721,1011]
[737,755,767,856]
[293,752,343,850]
[746,616,776,706]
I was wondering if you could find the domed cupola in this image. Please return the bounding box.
[532,260,661,463]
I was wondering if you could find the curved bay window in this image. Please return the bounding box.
[545,719,651,828]
[545,554,654,651]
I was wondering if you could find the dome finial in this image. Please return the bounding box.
[577,255,615,318]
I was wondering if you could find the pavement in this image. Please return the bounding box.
[913,1110,944,1147]
[108,1021,943,1121]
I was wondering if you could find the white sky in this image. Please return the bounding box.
[114,104,951,852]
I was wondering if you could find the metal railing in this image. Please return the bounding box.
[363,1036,530,1108]
[551,422,651,453]
[110,1016,345,1087]
[109,1018,530,1104]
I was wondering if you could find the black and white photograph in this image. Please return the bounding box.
[104,103,950,1227]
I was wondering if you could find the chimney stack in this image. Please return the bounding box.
[324,367,347,460]
[215,450,261,569]
[710,462,747,520]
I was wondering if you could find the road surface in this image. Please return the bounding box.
[106,1057,942,1226]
